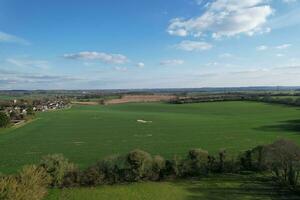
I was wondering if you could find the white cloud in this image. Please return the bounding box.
[219,53,233,58]
[276,53,284,57]
[0,31,30,45]
[160,59,184,66]
[256,44,292,51]
[168,27,188,37]
[206,62,219,66]
[64,51,129,64]
[168,0,273,39]
[276,44,291,49]
[175,40,212,51]
[136,62,145,68]
[6,58,49,69]
[114,66,128,72]
[256,45,268,51]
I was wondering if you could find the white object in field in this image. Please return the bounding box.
[137,119,152,124]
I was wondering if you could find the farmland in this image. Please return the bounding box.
[46,174,299,200]
[1,101,300,174]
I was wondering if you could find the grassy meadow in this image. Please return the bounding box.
[1,101,300,174]
[46,174,299,200]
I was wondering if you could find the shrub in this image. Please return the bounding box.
[263,139,300,188]
[80,166,105,186]
[62,169,81,188]
[39,154,76,187]
[0,165,50,200]
[151,155,166,180]
[183,149,209,176]
[0,112,10,128]
[218,149,226,172]
[164,156,183,178]
[240,150,254,171]
[27,105,35,115]
[97,155,126,184]
[125,149,153,181]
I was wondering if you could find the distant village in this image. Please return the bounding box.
[0,98,71,125]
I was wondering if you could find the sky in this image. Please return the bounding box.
[1,0,300,90]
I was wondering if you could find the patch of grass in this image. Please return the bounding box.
[45,174,299,200]
[1,101,300,174]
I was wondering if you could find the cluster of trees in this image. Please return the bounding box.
[1,139,300,200]
[0,112,10,128]
[169,94,246,104]
[168,93,300,107]
[249,96,300,107]
[0,107,35,128]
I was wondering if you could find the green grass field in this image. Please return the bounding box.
[1,101,300,174]
[46,174,299,200]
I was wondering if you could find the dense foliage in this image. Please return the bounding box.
[39,154,77,187]
[56,139,300,192]
[168,93,300,107]
[0,112,10,127]
[0,165,49,200]
[1,139,300,200]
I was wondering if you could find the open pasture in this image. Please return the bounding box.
[1,101,300,174]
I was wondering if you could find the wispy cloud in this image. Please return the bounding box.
[0,68,83,90]
[136,62,145,68]
[175,40,212,51]
[168,0,272,38]
[160,59,184,66]
[219,53,233,58]
[6,58,50,69]
[0,31,30,45]
[276,53,285,57]
[256,44,292,51]
[268,7,300,29]
[276,44,291,49]
[282,0,298,3]
[63,51,129,64]
[256,45,268,51]
[114,66,128,72]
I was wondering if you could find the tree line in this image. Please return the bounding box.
[168,93,300,107]
[1,139,300,200]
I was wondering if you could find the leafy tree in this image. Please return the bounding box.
[0,112,10,127]
[39,154,76,187]
[27,105,35,115]
[125,149,153,181]
[151,155,166,180]
[183,149,209,176]
[80,166,105,186]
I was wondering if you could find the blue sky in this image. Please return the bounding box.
[1,0,300,89]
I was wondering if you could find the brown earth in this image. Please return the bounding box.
[104,95,176,105]
[72,101,100,105]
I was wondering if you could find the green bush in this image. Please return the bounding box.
[0,165,49,200]
[151,155,166,180]
[97,155,126,184]
[27,105,35,115]
[80,166,105,186]
[125,149,153,181]
[39,154,76,187]
[62,169,81,188]
[0,112,10,128]
[164,156,184,178]
[183,149,209,176]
